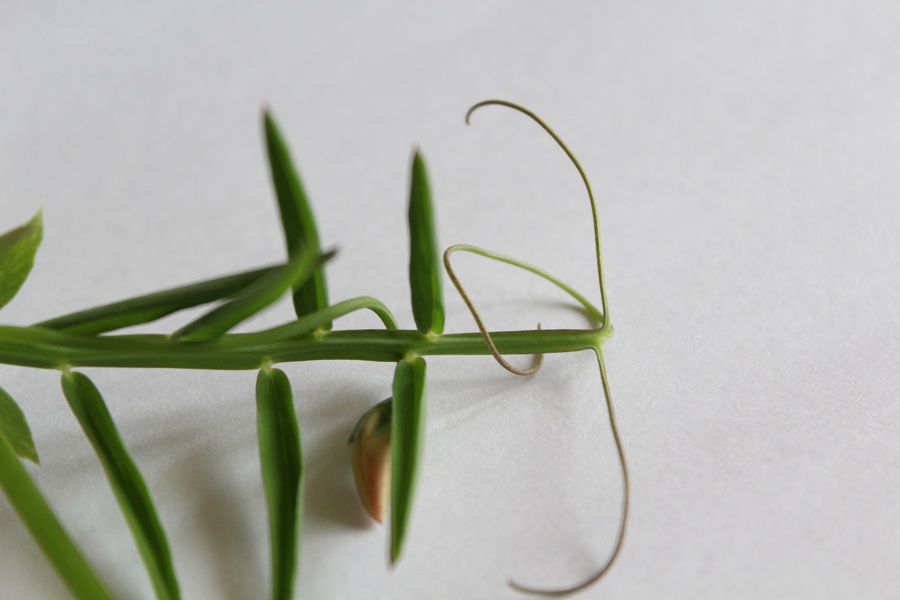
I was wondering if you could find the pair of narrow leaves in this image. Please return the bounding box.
[267,113,438,564]
[0,368,306,600]
[0,374,177,600]
[267,110,445,337]
[255,356,428,597]
[251,116,439,568]
[257,356,427,595]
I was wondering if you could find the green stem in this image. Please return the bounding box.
[0,325,610,371]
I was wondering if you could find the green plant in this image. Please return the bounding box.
[0,100,628,598]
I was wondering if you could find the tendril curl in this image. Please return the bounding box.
[456,100,628,597]
[464,99,610,331]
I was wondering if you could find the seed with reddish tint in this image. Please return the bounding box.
[348,398,392,523]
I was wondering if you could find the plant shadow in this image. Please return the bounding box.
[24,403,265,600]
[302,384,380,532]
[172,441,264,600]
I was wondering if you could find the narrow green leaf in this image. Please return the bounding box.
[256,368,303,600]
[0,209,42,311]
[390,356,427,564]
[61,371,179,600]
[407,151,444,335]
[0,432,115,600]
[0,385,39,464]
[35,265,279,335]
[263,110,330,327]
[173,247,333,342]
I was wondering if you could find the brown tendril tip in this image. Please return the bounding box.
[506,349,629,597]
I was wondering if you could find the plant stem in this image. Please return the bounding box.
[0,325,610,371]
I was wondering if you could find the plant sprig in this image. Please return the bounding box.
[0,100,627,599]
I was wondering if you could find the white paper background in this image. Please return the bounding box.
[1,2,898,599]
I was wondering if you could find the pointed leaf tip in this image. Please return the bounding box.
[0,386,40,464]
[0,209,43,311]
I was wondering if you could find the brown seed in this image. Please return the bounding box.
[349,399,392,523]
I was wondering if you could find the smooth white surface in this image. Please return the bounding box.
[1,2,898,599]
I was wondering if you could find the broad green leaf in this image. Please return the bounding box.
[0,432,114,600]
[390,356,427,564]
[407,151,444,335]
[173,247,333,342]
[0,385,39,464]
[61,371,179,600]
[36,265,278,335]
[263,110,330,328]
[256,368,303,600]
[0,209,42,311]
